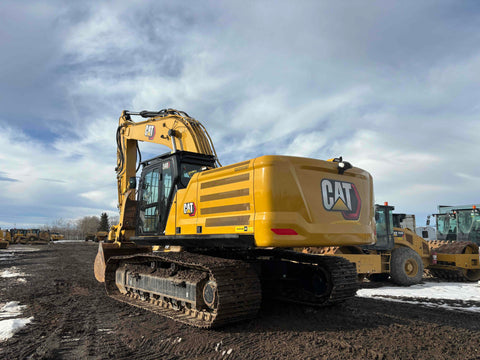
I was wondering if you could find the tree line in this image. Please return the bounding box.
[42,212,118,240]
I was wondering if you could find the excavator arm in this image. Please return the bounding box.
[95,109,221,282]
[114,109,221,241]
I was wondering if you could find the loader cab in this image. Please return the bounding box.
[365,204,395,251]
[136,151,216,236]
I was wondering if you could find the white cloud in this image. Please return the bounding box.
[1,0,480,228]
[0,119,118,226]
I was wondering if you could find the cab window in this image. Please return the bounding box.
[180,163,204,187]
[139,169,160,233]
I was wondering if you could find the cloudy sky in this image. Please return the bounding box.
[1,0,479,228]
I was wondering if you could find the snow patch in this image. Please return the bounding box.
[61,337,80,342]
[2,246,40,253]
[98,328,113,333]
[54,240,87,243]
[0,318,33,341]
[0,302,26,318]
[0,301,33,341]
[358,282,480,312]
[0,268,25,278]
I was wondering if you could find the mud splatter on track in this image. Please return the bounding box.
[1,243,480,359]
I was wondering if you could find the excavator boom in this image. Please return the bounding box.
[113,109,221,242]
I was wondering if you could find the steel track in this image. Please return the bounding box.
[103,249,358,328]
[105,252,261,328]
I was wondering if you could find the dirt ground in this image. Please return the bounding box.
[1,242,480,360]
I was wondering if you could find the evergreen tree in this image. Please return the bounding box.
[98,213,109,232]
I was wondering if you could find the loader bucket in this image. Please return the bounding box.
[94,242,152,282]
[0,240,9,249]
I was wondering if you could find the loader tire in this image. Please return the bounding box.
[390,247,423,286]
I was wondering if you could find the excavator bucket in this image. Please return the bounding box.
[94,242,152,282]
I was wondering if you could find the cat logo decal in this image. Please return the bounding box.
[321,179,361,220]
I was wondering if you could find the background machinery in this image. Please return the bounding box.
[50,232,65,241]
[20,229,51,244]
[85,231,108,242]
[305,203,480,285]
[8,229,51,245]
[85,233,96,241]
[94,231,108,242]
[435,205,480,243]
[94,109,377,328]
[11,229,27,243]
[0,229,10,249]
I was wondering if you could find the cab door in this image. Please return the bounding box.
[158,159,175,233]
[138,168,161,234]
[137,159,175,235]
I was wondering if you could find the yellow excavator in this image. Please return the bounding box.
[94,109,376,328]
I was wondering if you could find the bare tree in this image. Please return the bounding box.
[110,215,120,228]
[44,214,116,240]
[77,216,100,236]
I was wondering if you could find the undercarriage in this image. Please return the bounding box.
[103,249,358,328]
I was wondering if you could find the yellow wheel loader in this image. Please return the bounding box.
[94,109,377,328]
[305,203,480,285]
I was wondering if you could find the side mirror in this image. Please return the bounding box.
[426,215,430,226]
[129,177,137,189]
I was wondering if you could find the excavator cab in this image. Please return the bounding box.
[136,151,216,236]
